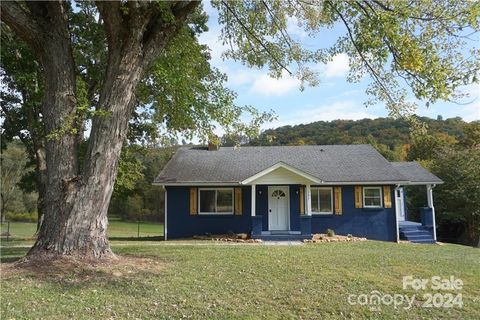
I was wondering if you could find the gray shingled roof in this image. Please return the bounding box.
[154,144,437,185]
[391,162,443,184]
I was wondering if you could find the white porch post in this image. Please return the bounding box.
[306,184,312,216]
[426,184,437,241]
[251,184,256,216]
[394,186,400,242]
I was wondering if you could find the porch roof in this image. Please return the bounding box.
[391,162,443,185]
[154,144,415,185]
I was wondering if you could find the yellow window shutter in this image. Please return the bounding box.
[354,186,362,208]
[334,187,342,215]
[299,187,305,215]
[189,187,198,215]
[383,186,392,208]
[234,188,243,215]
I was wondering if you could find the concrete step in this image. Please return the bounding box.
[400,225,431,231]
[402,235,434,241]
[400,230,433,237]
[409,238,436,244]
[253,234,311,241]
[400,226,435,243]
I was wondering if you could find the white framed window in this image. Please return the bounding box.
[363,186,382,208]
[311,187,333,214]
[198,188,234,214]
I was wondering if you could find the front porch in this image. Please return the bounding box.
[245,163,323,240]
[395,183,438,243]
[247,179,439,243]
[251,213,313,241]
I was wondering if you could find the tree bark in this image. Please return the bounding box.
[34,145,47,231]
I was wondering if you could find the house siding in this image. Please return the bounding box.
[310,185,396,241]
[166,186,252,239]
[165,184,397,241]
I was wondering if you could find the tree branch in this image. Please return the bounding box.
[142,1,200,69]
[0,1,42,51]
[221,0,292,75]
[172,1,200,21]
[96,1,123,51]
[328,2,396,105]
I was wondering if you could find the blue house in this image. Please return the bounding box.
[154,145,443,243]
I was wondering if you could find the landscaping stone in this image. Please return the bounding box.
[192,234,261,243]
[304,233,367,243]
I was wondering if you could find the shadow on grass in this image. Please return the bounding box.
[1,252,169,297]
[109,236,164,242]
[0,246,29,263]
[0,236,164,264]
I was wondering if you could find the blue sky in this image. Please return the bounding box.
[198,2,480,131]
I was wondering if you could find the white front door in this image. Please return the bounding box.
[268,186,290,230]
[395,187,405,221]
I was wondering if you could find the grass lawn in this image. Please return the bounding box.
[0,220,163,246]
[1,241,479,319]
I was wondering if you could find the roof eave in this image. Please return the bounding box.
[401,181,444,185]
[153,181,242,187]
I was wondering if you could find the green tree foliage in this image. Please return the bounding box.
[109,146,176,222]
[432,146,480,246]
[214,0,480,120]
[406,121,480,246]
[113,146,145,199]
[0,141,37,221]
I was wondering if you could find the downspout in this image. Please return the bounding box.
[162,186,168,241]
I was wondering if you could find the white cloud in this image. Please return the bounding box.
[286,17,308,39]
[460,102,480,122]
[249,72,301,96]
[265,100,377,128]
[322,53,350,79]
[227,69,255,86]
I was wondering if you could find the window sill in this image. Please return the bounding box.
[361,207,384,212]
[198,213,235,216]
[311,212,334,216]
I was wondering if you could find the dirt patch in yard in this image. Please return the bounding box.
[0,254,167,281]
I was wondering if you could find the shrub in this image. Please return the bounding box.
[5,211,38,222]
[326,229,335,237]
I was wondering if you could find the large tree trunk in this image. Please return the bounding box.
[2,0,199,260]
[30,45,145,258]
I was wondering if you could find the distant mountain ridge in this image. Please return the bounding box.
[251,116,467,147]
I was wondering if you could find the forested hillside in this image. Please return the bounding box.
[250,116,467,160]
